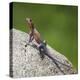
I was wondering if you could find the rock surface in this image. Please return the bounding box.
[10,28,77,78]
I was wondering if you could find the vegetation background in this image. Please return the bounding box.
[13,2,78,70]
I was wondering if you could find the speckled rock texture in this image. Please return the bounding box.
[10,28,77,78]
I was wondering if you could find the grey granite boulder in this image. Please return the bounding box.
[10,28,77,78]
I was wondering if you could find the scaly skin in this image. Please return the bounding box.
[25,18,72,74]
[26,18,41,44]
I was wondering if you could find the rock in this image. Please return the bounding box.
[9,28,77,78]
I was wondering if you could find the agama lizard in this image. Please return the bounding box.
[25,18,72,74]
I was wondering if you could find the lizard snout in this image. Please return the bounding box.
[26,18,32,23]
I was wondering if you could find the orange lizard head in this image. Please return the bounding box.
[26,18,34,29]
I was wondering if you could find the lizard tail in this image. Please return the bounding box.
[44,50,65,74]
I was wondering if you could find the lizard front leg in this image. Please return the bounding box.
[38,44,45,60]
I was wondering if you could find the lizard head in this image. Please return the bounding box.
[26,18,34,29]
[26,18,32,23]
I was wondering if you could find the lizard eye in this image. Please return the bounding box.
[30,19,32,22]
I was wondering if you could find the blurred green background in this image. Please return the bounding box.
[13,2,78,70]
